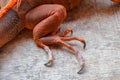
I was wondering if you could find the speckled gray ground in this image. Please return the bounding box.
[0,0,120,80]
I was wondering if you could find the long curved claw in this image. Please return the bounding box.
[74,50,85,74]
[82,41,86,49]
[43,46,53,67]
[77,66,84,74]
[80,39,86,49]
[44,60,53,67]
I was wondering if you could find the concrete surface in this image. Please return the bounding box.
[0,0,120,80]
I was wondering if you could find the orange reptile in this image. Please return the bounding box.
[0,0,86,74]
[0,0,119,74]
[112,0,120,2]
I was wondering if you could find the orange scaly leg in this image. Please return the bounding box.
[37,35,85,73]
[57,40,85,74]
[59,28,86,48]
[61,36,86,49]
[35,39,53,67]
[28,4,66,67]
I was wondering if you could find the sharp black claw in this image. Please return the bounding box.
[44,61,53,67]
[83,41,86,49]
[77,66,84,74]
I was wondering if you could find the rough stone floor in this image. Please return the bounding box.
[0,0,120,80]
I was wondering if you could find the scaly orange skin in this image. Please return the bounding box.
[0,0,88,74]
[111,0,120,2]
[0,0,119,74]
[0,0,82,18]
[0,0,86,74]
[0,0,83,48]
